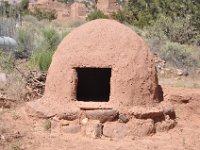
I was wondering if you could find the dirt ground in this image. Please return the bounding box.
[0,85,200,150]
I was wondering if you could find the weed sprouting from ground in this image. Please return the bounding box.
[44,119,51,131]
[11,142,21,150]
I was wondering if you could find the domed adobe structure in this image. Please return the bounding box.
[26,20,176,138]
[42,19,162,110]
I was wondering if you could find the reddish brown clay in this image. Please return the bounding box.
[37,19,162,112]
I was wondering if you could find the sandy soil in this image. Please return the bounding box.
[0,86,200,150]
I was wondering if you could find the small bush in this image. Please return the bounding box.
[86,10,108,21]
[17,27,35,52]
[145,15,199,44]
[21,0,29,10]
[29,27,62,71]
[133,11,155,28]
[38,51,53,71]
[30,50,54,71]
[111,11,127,23]
[160,42,199,71]
[31,8,56,21]
[0,50,15,70]
[42,27,61,51]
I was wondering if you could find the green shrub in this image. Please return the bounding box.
[160,42,199,71]
[167,17,199,44]
[145,15,199,44]
[56,0,71,3]
[126,0,200,29]
[29,27,62,71]
[111,11,127,23]
[21,0,29,10]
[30,50,54,71]
[17,27,35,52]
[38,51,53,71]
[41,27,61,51]
[86,10,108,21]
[125,0,157,27]
[31,8,56,21]
[111,0,200,39]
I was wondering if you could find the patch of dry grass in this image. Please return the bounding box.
[159,76,200,89]
[0,69,27,101]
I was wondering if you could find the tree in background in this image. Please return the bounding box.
[112,0,200,45]
[86,9,108,21]
[119,0,200,30]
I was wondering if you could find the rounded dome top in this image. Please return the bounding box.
[57,19,145,55]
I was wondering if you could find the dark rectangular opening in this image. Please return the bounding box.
[76,68,111,102]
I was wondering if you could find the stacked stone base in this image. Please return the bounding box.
[26,103,176,139]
